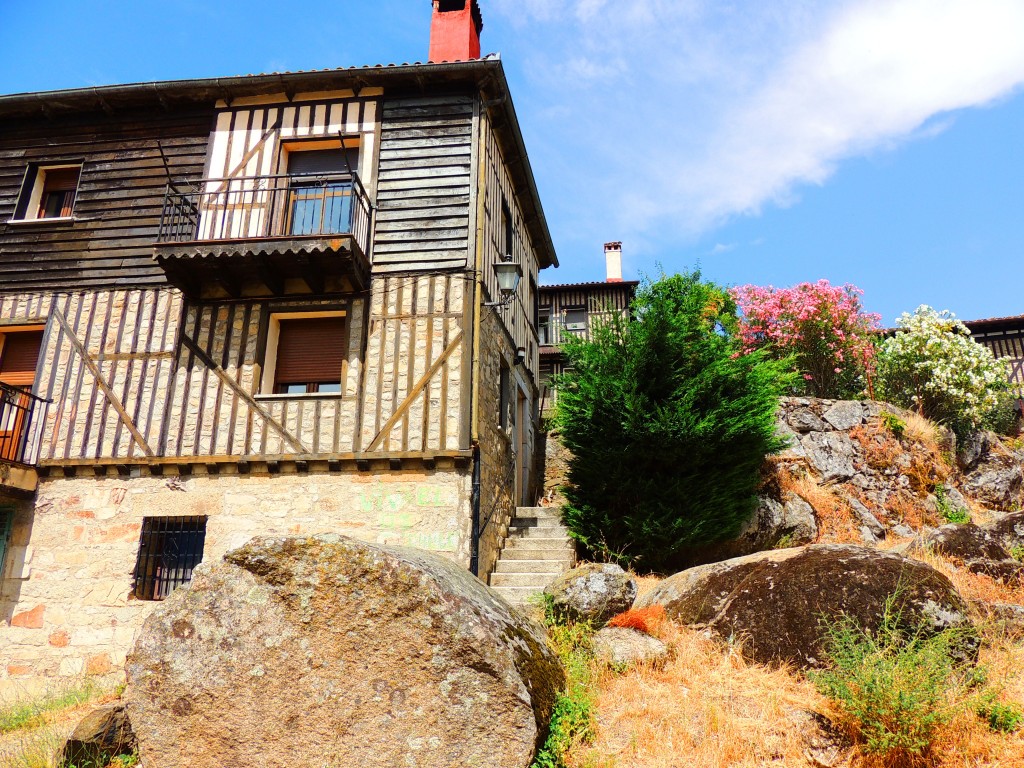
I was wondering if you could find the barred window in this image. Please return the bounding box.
[132,516,207,600]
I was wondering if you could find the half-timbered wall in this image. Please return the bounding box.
[358,273,469,453]
[373,94,474,273]
[972,326,1024,397]
[538,282,636,347]
[479,111,541,378]
[0,108,212,293]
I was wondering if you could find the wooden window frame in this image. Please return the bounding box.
[11,163,83,223]
[260,310,348,397]
[563,307,587,333]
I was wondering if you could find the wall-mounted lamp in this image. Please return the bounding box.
[484,255,522,307]
[514,346,526,366]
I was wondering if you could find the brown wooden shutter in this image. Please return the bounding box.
[0,330,44,387]
[274,317,345,386]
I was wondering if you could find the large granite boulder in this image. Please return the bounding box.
[59,704,136,767]
[986,511,1024,552]
[636,544,974,668]
[125,535,564,768]
[544,563,637,625]
[916,523,1024,582]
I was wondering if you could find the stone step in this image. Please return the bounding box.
[508,516,565,529]
[514,506,563,520]
[506,525,570,539]
[490,585,545,605]
[500,547,575,562]
[490,572,560,588]
[501,537,574,551]
[493,559,570,574]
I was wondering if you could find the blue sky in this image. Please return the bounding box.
[2,0,1022,324]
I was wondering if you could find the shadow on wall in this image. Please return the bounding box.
[1,502,34,624]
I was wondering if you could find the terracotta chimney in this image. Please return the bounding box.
[604,242,623,283]
[429,0,483,62]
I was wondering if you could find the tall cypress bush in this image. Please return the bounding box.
[554,271,790,573]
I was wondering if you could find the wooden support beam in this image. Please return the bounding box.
[256,255,285,296]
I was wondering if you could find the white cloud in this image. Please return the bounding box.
[492,0,1024,241]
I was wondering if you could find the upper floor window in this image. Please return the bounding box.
[538,309,552,345]
[563,307,587,333]
[14,164,82,221]
[263,313,346,395]
[0,329,44,388]
[284,144,359,236]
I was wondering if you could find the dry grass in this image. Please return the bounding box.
[568,622,830,768]
[902,411,942,451]
[778,472,862,543]
[907,547,1024,607]
[607,605,667,635]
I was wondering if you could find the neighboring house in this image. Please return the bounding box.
[964,314,1024,403]
[0,0,558,694]
[538,242,638,412]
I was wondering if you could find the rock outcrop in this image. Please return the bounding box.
[59,704,136,767]
[544,563,637,625]
[959,432,1024,511]
[916,522,1024,582]
[592,627,668,668]
[125,534,565,768]
[637,544,975,668]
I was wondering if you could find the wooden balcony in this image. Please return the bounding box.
[153,173,373,298]
[0,382,47,496]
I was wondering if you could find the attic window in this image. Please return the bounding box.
[14,164,82,221]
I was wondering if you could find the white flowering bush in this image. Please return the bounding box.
[875,306,1009,436]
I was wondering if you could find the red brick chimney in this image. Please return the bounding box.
[429,0,483,62]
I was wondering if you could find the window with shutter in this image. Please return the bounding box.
[270,316,346,394]
[14,164,82,221]
[0,330,44,388]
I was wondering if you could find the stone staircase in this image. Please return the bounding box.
[488,506,575,605]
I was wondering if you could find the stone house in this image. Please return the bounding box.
[0,0,558,695]
[538,242,638,412]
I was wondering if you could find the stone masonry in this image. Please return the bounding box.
[0,468,471,698]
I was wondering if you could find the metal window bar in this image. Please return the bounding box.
[157,172,373,256]
[132,516,208,601]
[0,382,48,466]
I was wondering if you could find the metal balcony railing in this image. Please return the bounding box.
[0,382,47,467]
[157,172,373,257]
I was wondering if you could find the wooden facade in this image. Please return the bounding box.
[537,280,638,411]
[966,315,1024,399]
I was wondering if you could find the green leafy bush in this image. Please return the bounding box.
[880,411,907,439]
[876,306,1010,439]
[810,597,978,763]
[554,271,791,572]
[532,599,595,768]
[935,485,970,524]
[977,700,1023,733]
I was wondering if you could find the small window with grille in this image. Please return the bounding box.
[132,516,207,601]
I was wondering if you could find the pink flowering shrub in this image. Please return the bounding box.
[731,280,881,399]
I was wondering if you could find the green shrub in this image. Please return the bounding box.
[935,485,970,524]
[1010,544,1024,563]
[532,602,596,768]
[880,411,907,439]
[977,700,1024,733]
[810,596,978,763]
[554,271,791,572]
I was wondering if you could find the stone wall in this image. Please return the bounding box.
[0,467,471,698]
[475,308,521,579]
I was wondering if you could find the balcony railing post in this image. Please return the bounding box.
[0,382,47,467]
